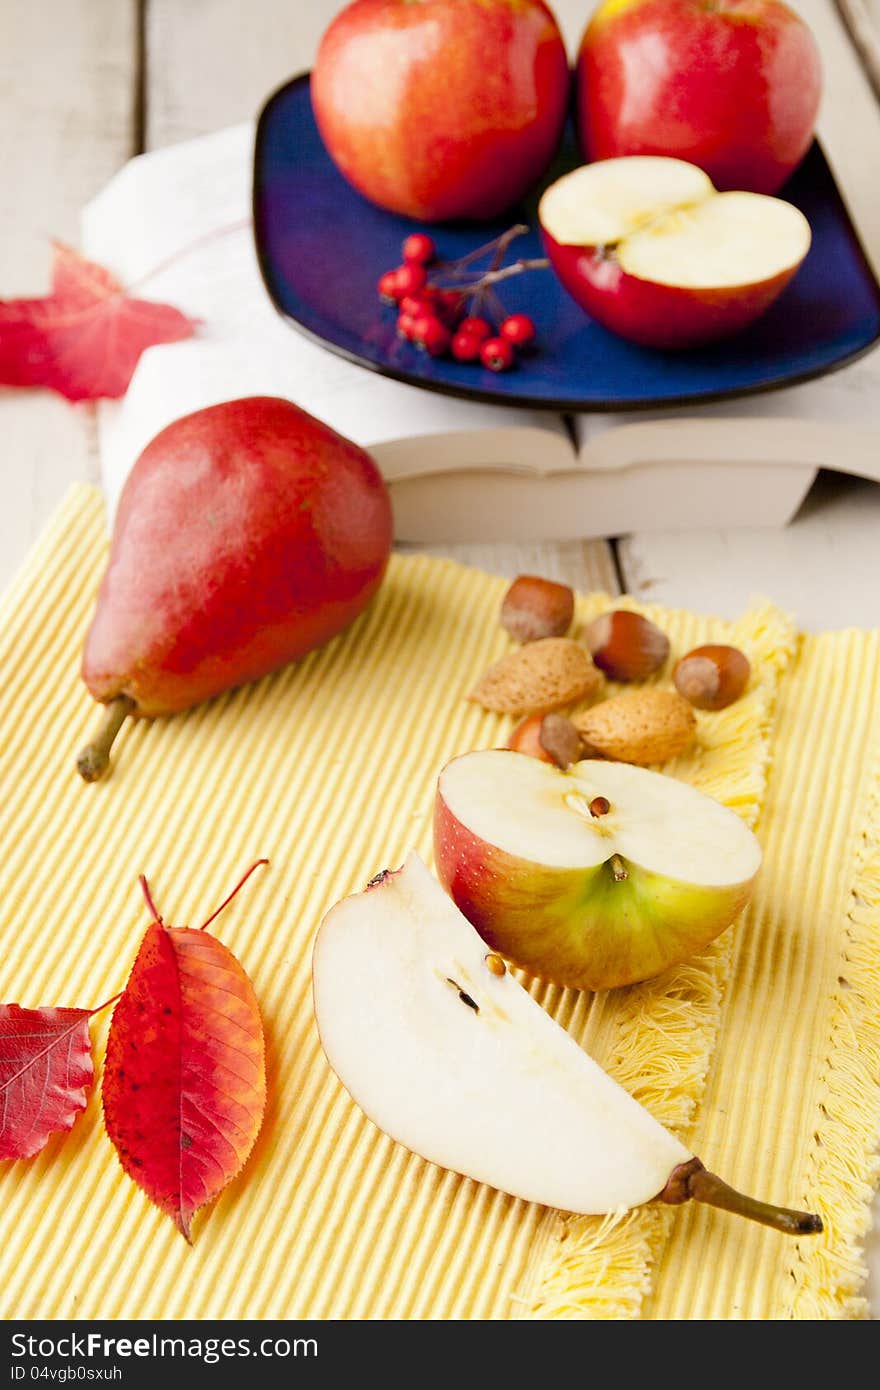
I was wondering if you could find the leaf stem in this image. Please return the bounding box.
[139,875,163,925]
[88,991,123,1018]
[198,859,270,932]
[76,695,135,782]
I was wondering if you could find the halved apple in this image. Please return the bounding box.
[539,156,811,349]
[434,750,761,991]
[313,853,820,1234]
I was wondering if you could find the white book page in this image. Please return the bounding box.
[572,345,880,480]
[81,123,571,514]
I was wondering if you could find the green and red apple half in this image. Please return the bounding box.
[539,156,811,349]
[311,0,569,221]
[433,750,762,991]
[313,853,820,1233]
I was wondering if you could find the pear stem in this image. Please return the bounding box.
[661,1158,822,1236]
[76,695,135,782]
[610,853,628,882]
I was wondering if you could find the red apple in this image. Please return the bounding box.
[577,0,822,195]
[539,156,811,348]
[311,0,570,222]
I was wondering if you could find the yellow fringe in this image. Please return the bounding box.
[790,715,880,1318]
[523,598,798,1319]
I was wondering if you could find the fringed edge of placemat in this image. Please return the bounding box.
[522,600,798,1319]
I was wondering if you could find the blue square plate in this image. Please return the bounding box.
[253,73,880,412]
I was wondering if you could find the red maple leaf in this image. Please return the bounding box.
[102,865,267,1240]
[0,242,197,402]
[0,1004,94,1160]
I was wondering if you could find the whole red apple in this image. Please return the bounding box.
[577,0,822,194]
[83,396,393,718]
[311,0,570,221]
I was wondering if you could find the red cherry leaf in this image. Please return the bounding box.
[0,242,197,402]
[0,1005,94,1160]
[102,921,266,1240]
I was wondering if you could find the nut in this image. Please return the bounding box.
[507,712,553,762]
[674,644,751,711]
[470,638,602,715]
[583,610,670,681]
[573,688,696,765]
[500,575,575,644]
[538,713,583,770]
[508,712,583,769]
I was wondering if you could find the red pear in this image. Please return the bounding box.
[77,396,392,780]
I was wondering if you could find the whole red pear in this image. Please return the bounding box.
[78,396,392,779]
[577,0,822,194]
[311,0,570,221]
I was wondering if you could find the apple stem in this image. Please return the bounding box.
[610,854,628,881]
[661,1158,822,1236]
[76,695,135,782]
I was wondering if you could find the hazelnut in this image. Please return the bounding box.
[507,712,583,770]
[674,644,751,711]
[500,575,575,644]
[583,610,670,682]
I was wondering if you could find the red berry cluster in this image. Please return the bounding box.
[378,233,537,373]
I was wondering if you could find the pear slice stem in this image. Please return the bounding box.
[76,695,135,782]
[661,1158,822,1236]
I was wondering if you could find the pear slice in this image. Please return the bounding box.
[313,853,821,1234]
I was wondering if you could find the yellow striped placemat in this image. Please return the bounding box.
[646,627,880,1318]
[0,485,876,1319]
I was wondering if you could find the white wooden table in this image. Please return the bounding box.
[1,0,878,1317]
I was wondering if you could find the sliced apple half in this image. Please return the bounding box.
[539,156,811,348]
[434,751,761,991]
[313,852,821,1234]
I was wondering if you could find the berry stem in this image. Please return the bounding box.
[76,695,135,783]
[438,223,529,277]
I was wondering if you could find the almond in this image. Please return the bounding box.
[500,575,575,644]
[470,638,602,715]
[573,688,696,765]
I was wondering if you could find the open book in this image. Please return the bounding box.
[83,124,880,542]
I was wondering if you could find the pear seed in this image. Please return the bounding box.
[589,795,611,818]
[485,953,507,977]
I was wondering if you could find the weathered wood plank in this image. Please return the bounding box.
[618,474,880,630]
[0,0,138,588]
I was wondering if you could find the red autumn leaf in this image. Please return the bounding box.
[0,1005,94,1160]
[102,872,267,1240]
[0,241,197,402]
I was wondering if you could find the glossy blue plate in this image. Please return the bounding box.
[253,73,880,411]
